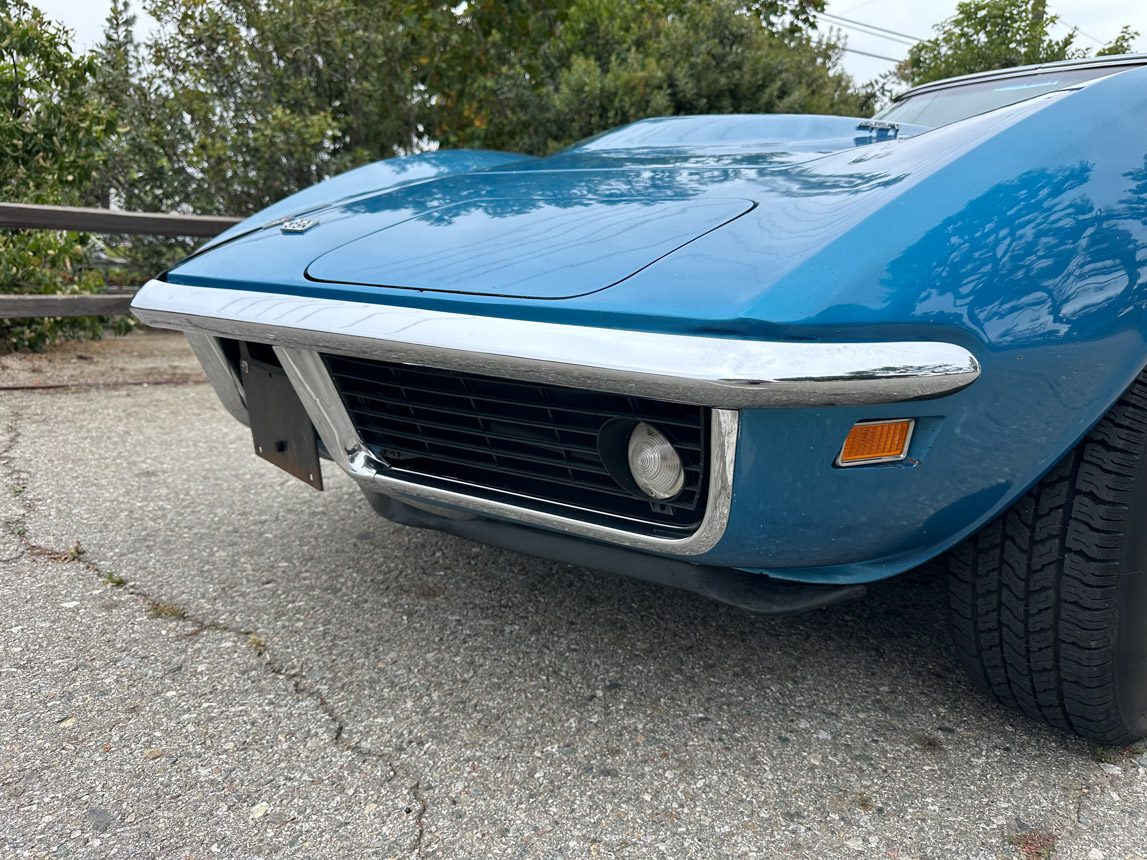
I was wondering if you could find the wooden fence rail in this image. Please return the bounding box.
[0,293,141,318]
[0,203,240,238]
[1,203,241,319]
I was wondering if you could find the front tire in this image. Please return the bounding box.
[946,370,1147,744]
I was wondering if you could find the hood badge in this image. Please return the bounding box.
[280,217,319,234]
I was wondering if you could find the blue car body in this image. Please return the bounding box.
[133,62,1147,592]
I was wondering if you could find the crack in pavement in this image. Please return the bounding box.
[0,403,433,857]
[411,779,428,856]
[1055,751,1145,852]
[0,377,206,392]
[0,415,30,565]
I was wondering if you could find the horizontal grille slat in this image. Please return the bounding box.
[364,436,703,510]
[347,404,605,457]
[330,363,705,430]
[324,354,710,535]
[356,426,615,480]
[348,396,707,455]
[353,424,704,506]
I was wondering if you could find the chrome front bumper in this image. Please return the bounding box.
[132,279,980,556]
[132,280,980,408]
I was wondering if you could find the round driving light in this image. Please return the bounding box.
[627,422,685,500]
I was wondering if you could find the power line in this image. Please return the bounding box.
[817,11,914,65]
[842,46,903,63]
[819,12,927,43]
[1057,19,1105,46]
[838,0,880,14]
[823,18,918,47]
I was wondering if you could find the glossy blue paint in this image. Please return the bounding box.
[165,68,1147,584]
[305,196,755,298]
[198,149,535,253]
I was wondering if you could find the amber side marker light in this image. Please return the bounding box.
[837,419,916,467]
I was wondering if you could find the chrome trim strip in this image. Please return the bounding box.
[275,347,738,555]
[132,280,980,408]
[889,53,1147,104]
[184,332,249,426]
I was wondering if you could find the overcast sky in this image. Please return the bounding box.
[38,0,1147,85]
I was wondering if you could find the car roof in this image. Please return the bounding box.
[890,52,1147,104]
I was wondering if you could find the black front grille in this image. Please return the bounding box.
[323,354,709,535]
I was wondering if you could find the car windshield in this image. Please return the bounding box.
[874,65,1139,128]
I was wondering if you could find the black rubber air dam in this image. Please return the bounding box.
[364,491,865,615]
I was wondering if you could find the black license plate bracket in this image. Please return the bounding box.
[240,342,323,490]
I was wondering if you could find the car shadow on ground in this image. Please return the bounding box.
[321,496,1075,757]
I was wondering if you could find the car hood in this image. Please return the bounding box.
[304,194,755,299]
[164,92,1092,332]
[298,118,941,299]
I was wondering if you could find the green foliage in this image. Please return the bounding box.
[89,0,138,211]
[120,0,864,207]
[134,0,420,217]
[87,0,184,277]
[896,0,1132,88]
[1097,25,1140,58]
[0,0,117,351]
[426,0,867,155]
[0,2,109,199]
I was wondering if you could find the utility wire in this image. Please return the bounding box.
[819,12,927,43]
[838,0,880,13]
[817,11,913,64]
[1057,19,1105,46]
[842,46,903,63]
[824,19,918,47]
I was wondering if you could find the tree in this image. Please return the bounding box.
[896,0,1082,87]
[425,0,868,155]
[896,0,1138,88]
[88,0,140,210]
[1097,25,1139,57]
[97,0,867,217]
[0,0,116,350]
[132,0,420,217]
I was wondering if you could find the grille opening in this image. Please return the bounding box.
[216,336,244,377]
[323,354,710,535]
[241,340,281,368]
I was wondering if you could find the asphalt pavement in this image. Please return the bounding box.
[2,330,1146,859]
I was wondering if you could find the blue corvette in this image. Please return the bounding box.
[134,54,1147,743]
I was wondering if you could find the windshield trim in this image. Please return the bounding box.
[886,54,1147,107]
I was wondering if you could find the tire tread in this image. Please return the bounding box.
[946,373,1147,744]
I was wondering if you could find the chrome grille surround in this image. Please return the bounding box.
[277,347,739,555]
[324,353,710,537]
